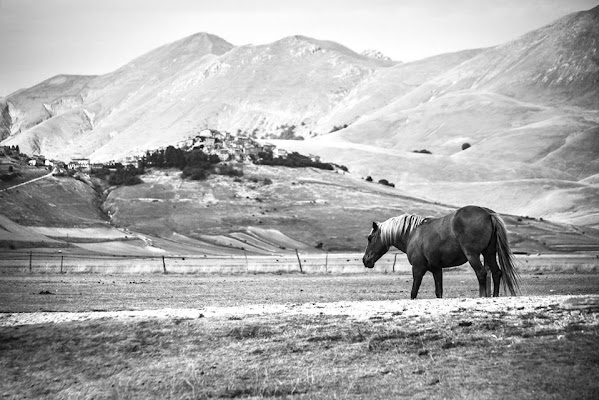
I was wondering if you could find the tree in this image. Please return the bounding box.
[164,145,186,168]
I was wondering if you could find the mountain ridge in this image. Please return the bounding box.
[1,6,598,228]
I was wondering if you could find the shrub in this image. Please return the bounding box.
[217,164,244,177]
[330,124,348,133]
[107,165,144,186]
[0,172,17,182]
[413,149,432,154]
[91,167,110,179]
[181,167,209,181]
[378,179,395,187]
[462,143,471,150]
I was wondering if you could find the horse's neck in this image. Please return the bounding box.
[384,215,421,252]
[393,231,410,253]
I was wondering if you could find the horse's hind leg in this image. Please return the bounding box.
[465,252,488,297]
[483,247,502,297]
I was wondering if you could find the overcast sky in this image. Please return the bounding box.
[1,0,597,96]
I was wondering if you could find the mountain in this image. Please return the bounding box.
[1,6,598,229]
[0,33,394,161]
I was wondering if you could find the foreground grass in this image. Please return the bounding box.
[2,302,598,399]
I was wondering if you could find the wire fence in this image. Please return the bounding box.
[0,251,597,275]
[0,251,413,275]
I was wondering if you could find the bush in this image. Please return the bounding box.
[462,143,471,150]
[91,167,110,179]
[330,124,348,133]
[413,149,432,154]
[378,179,395,187]
[0,172,17,182]
[107,165,144,186]
[217,164,244,177]
[181,167,209,181]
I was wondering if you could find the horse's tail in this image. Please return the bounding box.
[490,212,521,296]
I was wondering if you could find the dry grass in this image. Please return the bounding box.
[1,305,598,399]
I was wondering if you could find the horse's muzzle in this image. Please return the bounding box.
[362,255,375,269]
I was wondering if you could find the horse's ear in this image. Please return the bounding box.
[372,222,379,230]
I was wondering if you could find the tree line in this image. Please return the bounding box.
[92,146,343,186]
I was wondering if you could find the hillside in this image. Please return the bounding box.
[2,162,598,255]
[0,6,598,230]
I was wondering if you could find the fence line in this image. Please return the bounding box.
[0,251,597,274]
[0,251,412,274]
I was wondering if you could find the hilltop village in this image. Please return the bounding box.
[1,129,338,184]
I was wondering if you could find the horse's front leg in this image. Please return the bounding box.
[432,268,443,298]
[410,265,427,299]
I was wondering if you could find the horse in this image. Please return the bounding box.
[362,205,520,299]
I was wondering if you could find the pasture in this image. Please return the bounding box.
[1,271,599,399]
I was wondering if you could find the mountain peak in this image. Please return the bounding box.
[173,32,235,55]
[361,49,393,62]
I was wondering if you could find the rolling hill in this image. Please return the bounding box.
[1,163,597,255]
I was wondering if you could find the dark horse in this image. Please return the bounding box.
[363,205,520,299]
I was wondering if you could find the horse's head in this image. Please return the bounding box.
[363,221,389,269]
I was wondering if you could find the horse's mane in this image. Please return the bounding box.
[379,214,427,247]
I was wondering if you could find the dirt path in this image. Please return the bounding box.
[2,294,598,327]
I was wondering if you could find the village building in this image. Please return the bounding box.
[261,143,276,153]
[28,155,46,166]
[68,158,91,172]
[276,148,288,158]
[309,154,321,163]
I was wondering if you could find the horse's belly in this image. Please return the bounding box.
[428,244,467,268]
[442,253,468,268]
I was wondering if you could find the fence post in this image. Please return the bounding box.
[60,255,64,274]
[29,251,32,273]
[392,254,397,273]
[295,249,303,273]
[162,256,167,274]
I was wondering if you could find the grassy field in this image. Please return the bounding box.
[1,272,599,399]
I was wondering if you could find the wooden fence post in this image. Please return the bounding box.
[295,249,303,273]
[60,255,64,274]
[392,254,397,273]
[29,251,32,273]
[162,256,167,274]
